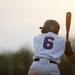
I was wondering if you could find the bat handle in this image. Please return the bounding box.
[66,32,69,42]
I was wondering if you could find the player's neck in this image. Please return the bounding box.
[42,31,58,35]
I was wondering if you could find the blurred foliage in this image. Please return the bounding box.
[0,47,33,75]
[0,38,75,75]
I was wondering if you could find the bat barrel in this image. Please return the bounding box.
[66,12,71,32]
[66,12,72,42]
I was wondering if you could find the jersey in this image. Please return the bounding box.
[33,32,65,64]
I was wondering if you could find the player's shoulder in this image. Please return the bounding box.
[34,32,53,39]
[57,35,66,42]
[33,33,43,41]
[46,32,64,40]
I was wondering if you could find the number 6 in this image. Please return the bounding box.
[43,37,54,49]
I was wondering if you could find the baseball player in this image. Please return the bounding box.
[65,41,75,63]
[28,20,66,75]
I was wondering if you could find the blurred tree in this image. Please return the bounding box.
[0,47,33,75]
[13,47,33,75]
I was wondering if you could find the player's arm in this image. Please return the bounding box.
[65,41,75,63]
[67,54,75,63]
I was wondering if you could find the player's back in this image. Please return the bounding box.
[33,32,65,63]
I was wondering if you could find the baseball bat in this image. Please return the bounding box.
[66,12,72,42]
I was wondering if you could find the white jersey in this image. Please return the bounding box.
[33,32,65,64]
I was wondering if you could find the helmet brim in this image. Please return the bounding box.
[39,27,43,29]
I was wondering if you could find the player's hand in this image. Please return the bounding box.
[66,41,72,50]
[65,41,73,56]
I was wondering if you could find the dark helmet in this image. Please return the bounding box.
[39,20,60,34]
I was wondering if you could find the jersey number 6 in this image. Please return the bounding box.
[43,37,54,49]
